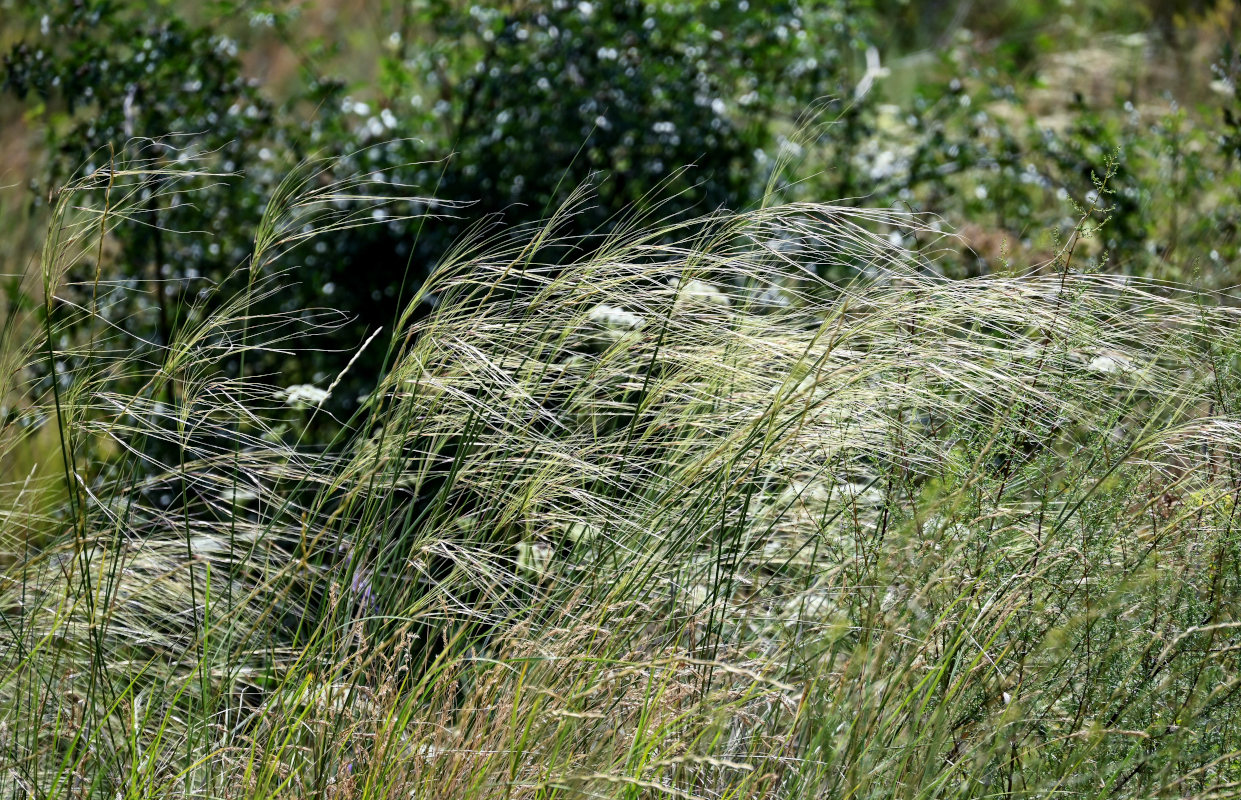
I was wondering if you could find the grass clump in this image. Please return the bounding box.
[4,162,1241,799]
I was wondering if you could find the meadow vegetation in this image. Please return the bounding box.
[4,1,1241,798]
[3,152,1241,797]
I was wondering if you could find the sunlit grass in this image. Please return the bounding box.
[3,157,1241,799]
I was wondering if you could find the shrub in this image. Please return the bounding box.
[2,0,882,421]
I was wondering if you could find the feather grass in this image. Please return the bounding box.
[3,156,1241,798]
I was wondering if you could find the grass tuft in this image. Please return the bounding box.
[4,160,1241,798]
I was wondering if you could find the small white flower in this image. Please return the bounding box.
[277,384,330,409]
[1087,353,1135,376]
[588,303,644,331]
[670,278,730,311]
[585,304,645,350]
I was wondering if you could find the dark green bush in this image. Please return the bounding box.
[3,0,880,416]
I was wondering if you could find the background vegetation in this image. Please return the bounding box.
[3,1,1241,798]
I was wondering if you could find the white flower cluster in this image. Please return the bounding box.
[276,383,330,409]
[669,277,731,312]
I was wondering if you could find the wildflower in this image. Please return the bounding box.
[1086,353,1134,375]
[276,383,330,409]
[670,277,731,311]
[585,303,645,350]
[587,303,645,331]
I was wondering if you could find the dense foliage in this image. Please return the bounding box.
[3,0,884,412]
